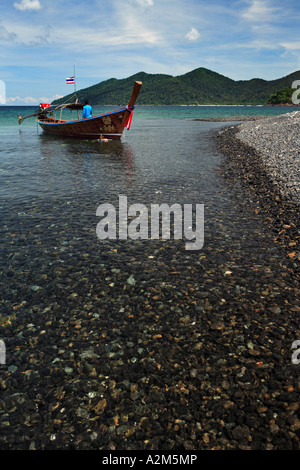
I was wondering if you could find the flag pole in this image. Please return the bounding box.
[74,65,76,95]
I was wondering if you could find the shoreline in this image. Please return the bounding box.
[195,116,268,122]
[216,113,300,270]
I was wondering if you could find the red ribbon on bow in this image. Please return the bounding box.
[124,106,133,130]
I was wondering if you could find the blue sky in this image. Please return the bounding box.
[0,0,300,104]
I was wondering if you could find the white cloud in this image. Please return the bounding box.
[40,94,63,103]
[241,0,278,22]
[6,95,38,104]
[52,15,161,50]
[185,27,201,41]
[0,25,17,42]
[14,0,42,11]
[134,0,154,6]
[29,34,49,46]
[280,42,300,52]
[0,22,52,47]
[6,93,63,105]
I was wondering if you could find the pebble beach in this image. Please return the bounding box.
[0,108,299,451]
[231,110,300,205]
[217,111,300,262]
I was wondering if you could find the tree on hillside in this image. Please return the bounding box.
[267,86,299,105]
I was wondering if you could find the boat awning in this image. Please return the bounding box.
[65,103,84,110]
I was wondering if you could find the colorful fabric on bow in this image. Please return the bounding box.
[124,106,134,130]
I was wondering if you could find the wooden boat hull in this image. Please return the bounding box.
[37,107,131,140]
[36,80,142,140]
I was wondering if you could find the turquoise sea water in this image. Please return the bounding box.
[0,104,296,203]
[0,103,296,126]
[134,104,297,119]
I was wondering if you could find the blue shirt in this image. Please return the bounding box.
[82,104,92,119]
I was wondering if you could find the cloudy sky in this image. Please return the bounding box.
[1,0,300,104]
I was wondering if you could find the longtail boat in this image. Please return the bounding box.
[18,81,142,140]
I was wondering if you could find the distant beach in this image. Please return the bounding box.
[194,116,268,122]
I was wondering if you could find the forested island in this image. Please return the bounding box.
[52,67,300,106]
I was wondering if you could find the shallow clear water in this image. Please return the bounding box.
[0,104,297,314]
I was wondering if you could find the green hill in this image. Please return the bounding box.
[51,67,300,106]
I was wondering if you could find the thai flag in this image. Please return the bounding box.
[66,76,75,85]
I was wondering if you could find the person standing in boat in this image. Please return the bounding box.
[82,100,93,119]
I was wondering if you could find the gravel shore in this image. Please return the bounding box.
[217,110,300,272]
[225,111,300,205]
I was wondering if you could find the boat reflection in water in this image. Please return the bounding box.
[37,132,137,194]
